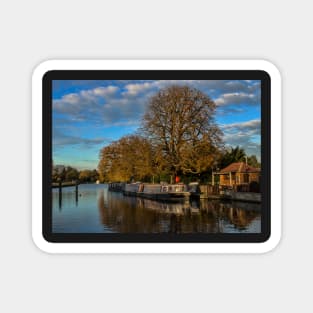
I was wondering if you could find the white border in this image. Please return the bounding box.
[32,60,281,253]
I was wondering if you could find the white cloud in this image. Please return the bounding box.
[221,119,261,158]
[124,82,154,96]
[215,92,259,106]
[53,85,121,122]
[92,85,118,97]
[221,119,261,133]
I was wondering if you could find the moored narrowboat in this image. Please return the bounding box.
[123,183,190,202]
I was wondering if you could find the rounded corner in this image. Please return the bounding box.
[31,231,54,254]
[32,60,59,83]
[256,59,282,83]
[257,230,282,254]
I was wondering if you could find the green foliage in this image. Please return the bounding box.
[65,167,79,181]
[247,155,261,168]
[219,146,246,169]
[52,166,99,183]
[218,147,261,170]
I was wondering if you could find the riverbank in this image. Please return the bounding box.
[108,182,261,203]
[52,181,79,188]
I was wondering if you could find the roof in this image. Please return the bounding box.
[220,162,260,173]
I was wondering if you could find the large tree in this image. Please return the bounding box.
[141,85,222,176]
[98,135,155,182]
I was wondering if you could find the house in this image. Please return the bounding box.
[217,162,260,189]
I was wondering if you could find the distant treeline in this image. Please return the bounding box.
[52,166,99,183]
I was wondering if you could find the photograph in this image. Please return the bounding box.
[52,79,262,234]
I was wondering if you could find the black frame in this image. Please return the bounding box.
[43,70,271,243]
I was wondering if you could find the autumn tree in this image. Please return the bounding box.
[141,85,222,177]
[98,135,155,182]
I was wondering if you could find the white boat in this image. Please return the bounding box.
[123,183,190,202]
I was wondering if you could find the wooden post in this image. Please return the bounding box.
[229,172,232,186]
[230,206,233,220]
[58,180,62,193]
[58,180,62,208]
[212,171,214,186]
[75,181,78,203]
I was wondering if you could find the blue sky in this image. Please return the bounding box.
[52,80,261,170]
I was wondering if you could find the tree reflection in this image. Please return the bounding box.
[97,189,261,233]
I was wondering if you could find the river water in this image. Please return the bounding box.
[52,184,261,233]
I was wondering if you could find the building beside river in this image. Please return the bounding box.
[218,162,260,189]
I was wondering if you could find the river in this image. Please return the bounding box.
[52,183,261,233]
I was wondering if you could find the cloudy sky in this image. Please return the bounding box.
[52,80,261,170]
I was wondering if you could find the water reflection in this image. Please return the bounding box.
[53,184,261,233]
[97,188,261,233]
